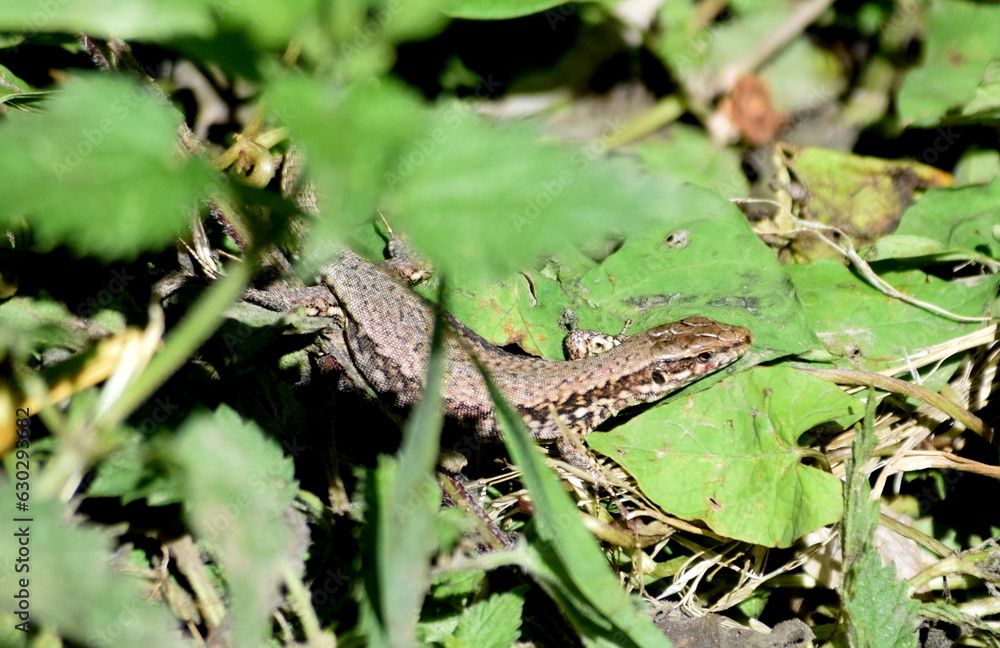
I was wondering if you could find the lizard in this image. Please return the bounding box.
[310,240,754,467]
[238,151,754,466]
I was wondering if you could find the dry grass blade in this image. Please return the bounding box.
[797,367,991,442]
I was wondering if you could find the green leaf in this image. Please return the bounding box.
[443,185,818,362]
[785,147,949,258]
[444,589,525,648]
[0,64,49,111]
[447,0,568,20]
[85,433,179,505]
[172,406,299,648]
[484,374,674,648]
[787,260,999,373]
[384,102,673,279]
[0,0,214,39]
[862,234,997,269]
[0,493,186,647]
[635,124,749,194]
[0,74,215,260]
[840,395,919,647]
[896,0,1000,126]
[573,190,816,362]
[0,0,322,47]
[213,0,319,49]
[588,367,855,548]
[266,75,429,271]
[953,147,1000,185]
[893,181,1000,262]
[959,58,1000,122]
[0,297,90,361]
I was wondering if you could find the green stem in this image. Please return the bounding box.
[94,258,254,429]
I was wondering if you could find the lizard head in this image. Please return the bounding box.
[634,315,753,400]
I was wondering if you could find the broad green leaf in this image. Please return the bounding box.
[959,58,1000,122]
[893,182,1000,262]
[0,74,215,261]
[897,62,986,127]
[574,190,815,363]
[896,0,1000,126]
[448,0,568,20]
[440,261,569,359]
[862,234,997,268]
[635,124,749,195]
[0,492,186,647]
[784,147,950,259]
[266,75,429,272]
[588,367,855,548]
[840,396,919,647]
[485,377,674,647]
[440,187,814,363]
[384,102,672,279]
[172,406,298,648]
[787,260,999,373]
[0,0,213,39]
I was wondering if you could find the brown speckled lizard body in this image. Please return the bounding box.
[318,244,753,462]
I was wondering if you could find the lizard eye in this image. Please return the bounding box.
[696,352,713,363]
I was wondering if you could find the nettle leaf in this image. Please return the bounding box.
[0,74,215,261]
[444,589,525,648]
[840,402,919,647]
[383,102,671,279]
[172,406,298,648]
[0,0,213,40]
[266,75,430,272]
[589,367,857,548]
[0,494,186,647]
